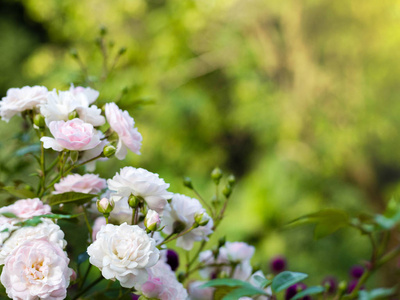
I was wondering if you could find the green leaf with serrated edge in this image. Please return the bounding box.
[222,286,268,300]
[47,192,95,206]
[271,271,308,293]
[287,209,349,239]
[201,278,249,288]
[2,186,36,199]
[359,287,397,300]
[291,286,325,300]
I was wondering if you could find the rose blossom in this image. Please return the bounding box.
[54,173,106,194]
[107,167,173,214]
[41,118,101,151]
[1,237,72,300]
[69,84,99,104]
[0,219,67,265]
[137,260,188,300]
[0,198,51,220]
[105,102,142,159]
[92,217,106,241]
[199,241,255,281]
[163,193,213,251]
[0,86,48,122]
[40,89,105,126]
[87,223,159,288]
[188,281,214,300]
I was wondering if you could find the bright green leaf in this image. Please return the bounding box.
[359,287,397,300]
[201,278,249,288]
[222,286,268,300]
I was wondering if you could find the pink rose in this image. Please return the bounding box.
[1,238,72,300]
[0,198,51,220]
[105,103,142,159]
[41,118,101,151]
[92,217,106,241]
[54,173,106,194]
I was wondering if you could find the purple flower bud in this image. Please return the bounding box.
[347,279,365,294]
[322,276,338,294]
[166,249,179,271]
[270,255,287,274]
[350,265,364,279]
[285,283,307,300]
[131,294,140,300]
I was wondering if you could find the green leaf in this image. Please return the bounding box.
[291,286,325,300]
[0,212,17,219]
[16,144,41,156]
[15,217,43,227]
[287,209,349,239]
[252,274,272,288]
[47,192,95,206]
[37,213,81,220]
[201,279,249,288]
[214,287,235,300]
[222,286,268,300]
[271,271,308,293]
[359,287,397,300]
[2,186,36,199]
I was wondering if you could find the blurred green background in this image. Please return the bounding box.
[1,0,400,287]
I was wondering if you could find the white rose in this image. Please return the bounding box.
[0,86,48,122]
[163,193,213,251]
[0,219,67,265]
[87,223,159,288]
[107,167,173,214]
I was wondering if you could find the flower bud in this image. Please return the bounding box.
[338,281,347,293]
[102,144,116,158]
[33,114,45,129]
[177,272,185,283]
[322,276,338,294]
[218,236,226,248]
[211,167,223,184]
[211,195,220,208]
[99,25,107,36]
[194,212,210,227]
[128,194,141,208]
[227,174,236,186]
[222,184,232,198]
[118,47,127,55]
[165,249,179,271]
[270,255,287,274]
[68,111,78,120]
[96,198,114,214]
[173,221,186,233]
[144,209,161,231]
[183,176,193,189]
[350,265,364,279]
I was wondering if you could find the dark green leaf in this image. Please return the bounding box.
[47,192,95,206]
[272,271,308,293]
[291,286,325,300]
[252,274,272,288]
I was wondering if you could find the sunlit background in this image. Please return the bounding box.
[1,0,400,286]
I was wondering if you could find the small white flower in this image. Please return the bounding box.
[199,241,255,281]
[69,84,99,104]
[0,219,67,265]
[163,194,213,251]
[144,209,161,231]
[0,86,48,122]
[87,223,159,288]
[107,167,173,214]
[54,173,106,194]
